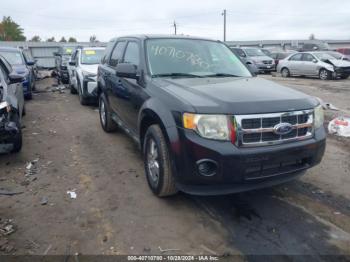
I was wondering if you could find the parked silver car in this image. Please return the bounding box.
[277,52,350,80]
[241,47,275,73]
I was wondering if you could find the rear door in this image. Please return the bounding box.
[114,40,143,133]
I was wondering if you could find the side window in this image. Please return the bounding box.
[123,42,140,66]
[109,41,126,67]
[289,53,302,61]
[302,53,315,62]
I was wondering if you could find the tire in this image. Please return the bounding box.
[319,68,331,80]
[22,104,26,116]
[99,93,118,133]
[77,80,88,105]
[25,93,32,100]
[143,125,178,197]
[340,74,349,80]
[281,67,290,78]
[70,83,77,94]
[11,116,22,153]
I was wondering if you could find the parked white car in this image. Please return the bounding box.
[277,51,350,80]
[69,47,105,104]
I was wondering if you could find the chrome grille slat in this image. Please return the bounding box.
[235,110,314,147]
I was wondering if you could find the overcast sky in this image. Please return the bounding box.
[1,0,350,42]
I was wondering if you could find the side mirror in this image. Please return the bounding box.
[69,61,76,66]
[26,61,35,66]
[116,63,138,79]
[9,73,24,84]
[312,59,318,63]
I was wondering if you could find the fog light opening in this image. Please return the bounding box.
[196,159,218,177]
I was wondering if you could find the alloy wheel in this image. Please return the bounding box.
[100,99,106,127]
[147,138,160,187]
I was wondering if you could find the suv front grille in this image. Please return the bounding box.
[235,110,314,147]
[263,60,273,64]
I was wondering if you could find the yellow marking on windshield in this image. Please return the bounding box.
[85,50,96,55]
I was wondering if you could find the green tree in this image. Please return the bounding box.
[68,37,77,42]
[30,35,41,42]
[0,16,26,41]
[46,37,55,42]
[59,36,67,43]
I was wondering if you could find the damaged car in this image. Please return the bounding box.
[0,47,35,99]
[277,52,350,80]
[98,35,325,197]
[69,47,105,105]
[0,55,25,153]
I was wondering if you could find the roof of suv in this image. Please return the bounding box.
[110,34,218,42]
[0,47,21,52]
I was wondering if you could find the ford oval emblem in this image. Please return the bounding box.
[273,123,293,135]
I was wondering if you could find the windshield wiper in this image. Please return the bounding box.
[152,73,203,78]
[203,73,240,77]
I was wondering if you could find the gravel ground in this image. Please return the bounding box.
[0,75,349,259]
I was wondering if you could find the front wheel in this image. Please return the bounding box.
[99,94,118,133]
[319,69,331,80]
[143,125,178,197]
[77,80,88,105]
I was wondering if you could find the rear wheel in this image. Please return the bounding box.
[99,94,118,133]
[281,67,290,78]
[319,69,331,80]
[340,74,349,79]
[143,125,178,197]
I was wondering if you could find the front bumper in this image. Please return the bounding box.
[256,64,276,72]
[172,127,326,195]
[0,120,19,153]
[82,77,98,100]
[22,79,31,96]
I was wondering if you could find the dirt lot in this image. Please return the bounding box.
[1,75,350,259]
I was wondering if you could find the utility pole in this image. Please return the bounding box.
[222,9,226,42]
[173,21,177,35]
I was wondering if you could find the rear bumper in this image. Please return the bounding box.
[172,127,326,195]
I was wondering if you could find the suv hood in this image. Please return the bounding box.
[157,77,318,114]
[80,64,98,74]
[249,55,274,62]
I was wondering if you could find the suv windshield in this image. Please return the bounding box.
[81,49,105,64]
[146,39,251,78]
[244,48,265,57]
[0,51,24,65]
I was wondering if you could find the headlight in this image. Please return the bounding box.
[314,104,324,129]
[183,113,236,141]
